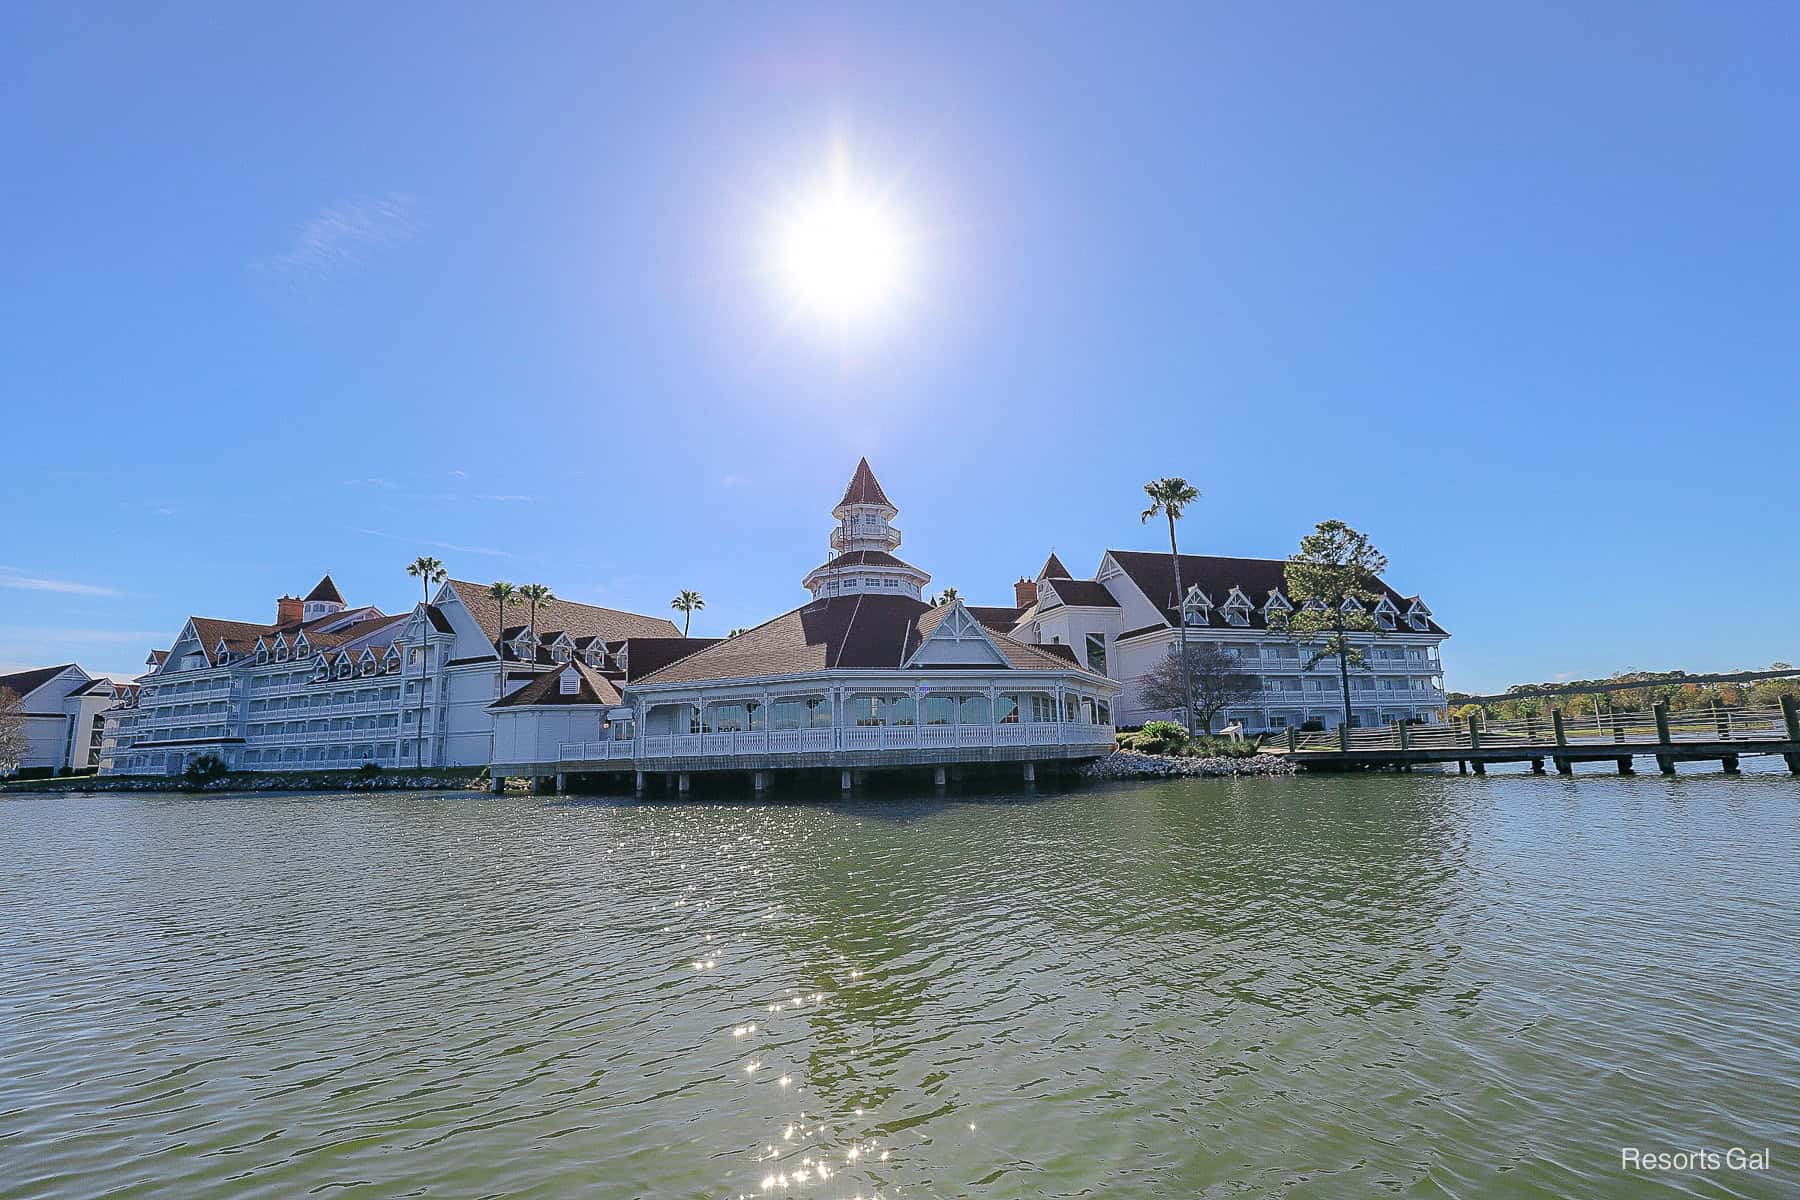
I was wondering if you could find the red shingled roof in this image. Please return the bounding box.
[966,605,1026,630]
[1104,550,1448,635]
[493,659,623,708]
[633,595,1107,686]
[815,550,921,571]
[1039,579,1119,608]
[835,457,893,510]
[1038,553,1071,579]
[304,574,345,603]
[0,664,79,700]
[447,579,679,649]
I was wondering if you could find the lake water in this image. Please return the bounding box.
[3,765,1797,1199]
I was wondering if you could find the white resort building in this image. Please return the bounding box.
[1,664,128,776]
[975,550,1448,731]
[94,458,1446,783]
[103,575,685,776]
[490,460,1123,790]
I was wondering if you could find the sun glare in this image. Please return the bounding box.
[770,150,912,327]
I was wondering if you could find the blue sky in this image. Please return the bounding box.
[4,3,1797,692]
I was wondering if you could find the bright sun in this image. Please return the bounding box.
[771,153,911,326]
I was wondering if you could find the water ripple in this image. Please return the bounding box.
[3,768,1798,1197]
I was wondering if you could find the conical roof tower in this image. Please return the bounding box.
[802,459,931,600]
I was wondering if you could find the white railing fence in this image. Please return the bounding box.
[552,722,1116,764]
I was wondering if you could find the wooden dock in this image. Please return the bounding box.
[1271,697,1800,775]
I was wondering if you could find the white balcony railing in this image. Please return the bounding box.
[551,723,1116,764]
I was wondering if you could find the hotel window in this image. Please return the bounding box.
[1183,604,1209,626]
[707,703,750,733]
[884,579,898,588]
[959,695,990,725]
[848,695,883,726]
[1084,633,1107,676]
[1030,695,1057,723]
[1224,603,1250,627]
[1096,700,1110,725]
[923,695,956,725]
[996,694,1020,724]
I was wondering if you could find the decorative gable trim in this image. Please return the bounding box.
[903,601,1011,669]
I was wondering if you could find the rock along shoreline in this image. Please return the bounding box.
[1077,750,1297,780]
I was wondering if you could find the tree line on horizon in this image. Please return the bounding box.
[1448,665,1798,722]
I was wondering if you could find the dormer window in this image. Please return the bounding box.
[1180,585,1211,626]
[257,649,269,665]
[1263,591,1292,628]
[1223,587,1252,627]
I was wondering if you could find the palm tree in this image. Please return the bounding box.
[486,580,519,650]
[1141,477,1200,730]
[934,587,960,606]
[671,590,704,636]
[518,583,556,645]
[406,555,448,767]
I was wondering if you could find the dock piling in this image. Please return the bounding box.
[1783,697,1800,774]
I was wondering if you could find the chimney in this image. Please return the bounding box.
[277,594,303,625]
[1014,577,1037,608]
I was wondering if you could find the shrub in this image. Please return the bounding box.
[356,762,384,779]
[7,766,56,781]
[1132,719,1192,756]
[1299,718,1324,733]
[182,753,229,787]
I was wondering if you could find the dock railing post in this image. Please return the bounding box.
[1338,722,1350,752]
[1398,722,1410,751]
[1654,702,1675,775]
[1552,708,1572,774]
[1285,727,1298,754]
[1780,695,1800,774]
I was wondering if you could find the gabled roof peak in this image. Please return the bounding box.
[836,457,893,510]
[1037,552,1071,580]
[304,574,345,603]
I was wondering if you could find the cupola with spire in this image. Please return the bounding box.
[802,458,932,600]
[301,574,346,621]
